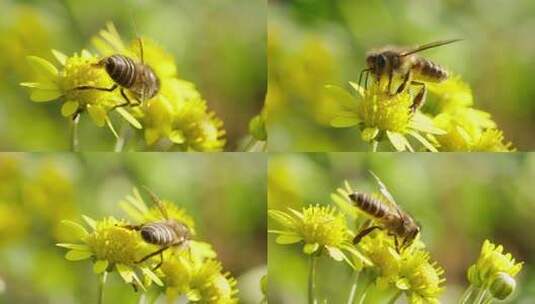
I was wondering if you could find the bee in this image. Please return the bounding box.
[72,38,160,114]
[122,187,191,270]
[348,171,420,252]
[359,39,462,112]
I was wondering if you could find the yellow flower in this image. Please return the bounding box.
[427,75,474,112]
[467,240,523,288]
[20,50,141,133]
[186,259,239,304]
[328,82,445,151]
[93,23,226,151]
[269,205,371,268]
[433,108,514,151]
[56,216,162,289]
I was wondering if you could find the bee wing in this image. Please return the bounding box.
[368,171,403,214]
[400,39,462,57]
[142,186,169,220]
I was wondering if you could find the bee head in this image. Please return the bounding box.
[366,52,388,74]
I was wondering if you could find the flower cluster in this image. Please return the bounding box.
[332,181,445,303]
[329,73,514,151]
[467,240,523,300]
[57,188,238,303]
[269,205,371,269]
[21,23,225,151]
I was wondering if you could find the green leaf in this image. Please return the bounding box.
[116,107,142,129]
[93,260,109,274]
[60,220,89,239]
[275,235,303,245]
[303,243,320,255]
[61,101,79,117]
[30,89,62,102]
[65,250,93,261]
[27,56,58,78]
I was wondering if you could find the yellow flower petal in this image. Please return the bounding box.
[61,100,79,117]
[93,260,109,274]
[144,128,161,145]
[169,130,185,144]
[387,131,408,152]
[115,107,142,129]
[60,220,89,239]
[303,243,320,254]
[65,250,93,261]
[141,267,163,286]
[87,105,107,127]
[275,235,303,244]
[30,89,62,102]
[51,49,68,65]
[20,82,59,90]
[116,263,134,283]
[27,56,58,78]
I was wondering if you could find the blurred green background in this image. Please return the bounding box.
[0,0,266,151]
[0,153,266,303]
[268,153,535,303]
[267,0,535,151]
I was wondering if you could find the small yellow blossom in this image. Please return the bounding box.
[269,205,371,268]
[467,240,523,288]
[56,216,162,289]
[328,82,445,152]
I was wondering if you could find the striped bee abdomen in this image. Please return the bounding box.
[413,58,448,82]
[104,55,137,88]
[140,222,177,246]
[348,192,388,218]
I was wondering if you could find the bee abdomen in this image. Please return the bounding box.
[105,55,137,88]
[413,58,448,82]
[140,223,176,246]
[348,192,387,218]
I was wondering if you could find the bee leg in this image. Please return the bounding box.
[410,81,427,112]
[388,68,394,95]
[396,71,412,94]
[353,225,382,245]
[358,68,371,90]
[137,246,170,264]
[152,252,164,271]
[118,224,142,231]
[394,236,401,253]
[71,84,118,92]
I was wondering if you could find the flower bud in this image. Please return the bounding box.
[489,272,516,300]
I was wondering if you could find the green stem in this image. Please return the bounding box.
[473,287,489,304]
[459,285,475,304]
[346,271,360,304]
[387,290,402,304]
[308,255,318,304]
[114,124,128,152]
[97,272,108,304]
[371,141,378,152]
[71,114,80,152]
